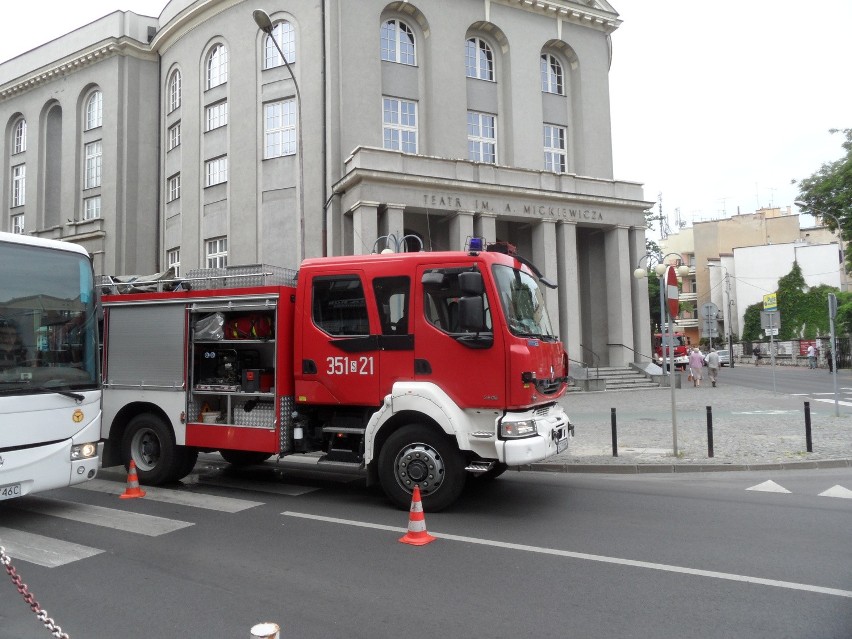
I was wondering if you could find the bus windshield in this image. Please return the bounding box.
[491,264,556,340]
[0,241,99,394]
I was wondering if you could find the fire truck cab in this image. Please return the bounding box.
[100,247,572,510]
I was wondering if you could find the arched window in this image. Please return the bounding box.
[264,21,295,69]
[381,19,415,65]
[465,37,494,81]
[12,118,26,154]
[85,90,103,130]
[540,54,564,95]
[206,44,229,89]
[168,70,182,112]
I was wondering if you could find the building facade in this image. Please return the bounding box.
[1,0,653,368]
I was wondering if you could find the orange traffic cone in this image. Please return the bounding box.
[120,460,146,499]
[399,486,436,546]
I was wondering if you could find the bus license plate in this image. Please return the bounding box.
[0,483,22,500]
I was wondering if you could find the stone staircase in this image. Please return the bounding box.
[570,366,660,392]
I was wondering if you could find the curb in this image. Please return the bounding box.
[518,458,852,475]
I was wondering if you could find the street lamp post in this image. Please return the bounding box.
[253,9,305,263]
[635,254,690,456]
[708,263,735,368]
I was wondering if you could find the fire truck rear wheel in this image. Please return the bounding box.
[121,414,182,485]
[378,424,466,512]
[219,450,272,466]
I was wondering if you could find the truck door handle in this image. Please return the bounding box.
[302,359,317,374]
[414,359,431,374]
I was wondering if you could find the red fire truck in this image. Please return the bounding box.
[99,246,572,510]
[652,332,690,370]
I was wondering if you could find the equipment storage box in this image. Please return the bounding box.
[242,369,263,393]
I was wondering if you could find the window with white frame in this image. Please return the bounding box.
[205,156,228,186]
[206,44,228,89]
[381,19,415,65]
[167,173,181,202]
[205,101,228,132]
[83,195,101,220]
[84,141,102,189]
[543,124,567,173]
[12,118,26,154]
[540,54,564,95]
[465,37,494,81]
[467,111,496,164]
[264,99,296,159]
[11,213,24,234]
[85,90,103,130]
[168,122,181,150]
[168,70,182,112]
[206,237,228,268]
[382,97,417,154]
[264,21,295,69]
[167,248,181,277]
[11,165,25,207]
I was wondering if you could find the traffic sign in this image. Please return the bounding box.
[763,293,778,312]
[701,302,719,319]
[765,327,779,336]
[760,310,781,330]
[665,266,679,317]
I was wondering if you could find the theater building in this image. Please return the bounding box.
[0,0,652,367]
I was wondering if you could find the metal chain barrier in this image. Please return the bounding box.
[1,545,70,639]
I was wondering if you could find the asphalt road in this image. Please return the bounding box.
[2,459,850,638]
[717,363,852,410]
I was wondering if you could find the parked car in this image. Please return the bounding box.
[704,350,731,366]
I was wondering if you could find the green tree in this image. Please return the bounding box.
[794,128,852,273]
[741,303,763,341]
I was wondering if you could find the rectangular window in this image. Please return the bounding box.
[543,124,567,173]
[11,164,25,207]
[167,248,181,277]
[467,112,496,164]
[11,213,24,234]
[382,97,417,154]
[205,156,228,187]
[205,101,228,131]
[264,99,296,159]
[167,174,181,202]
[206,237,228,269]
[83,196,101,220]
[168,123,181,150]
[312,275,369,337]
[84,140,102,189]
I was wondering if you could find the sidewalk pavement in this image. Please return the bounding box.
[525,374,852,474]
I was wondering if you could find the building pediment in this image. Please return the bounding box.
[494,0,621,33]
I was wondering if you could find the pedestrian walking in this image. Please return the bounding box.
[752,346,762,365]
[827,348,833,373]
[706,348,720,387]
[807,343,816,369]
[688,347,704,387]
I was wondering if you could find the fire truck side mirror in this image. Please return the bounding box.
[458,271,483,296]
[458,296,486,332]
[421,272,446,289]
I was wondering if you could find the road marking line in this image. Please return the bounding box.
[746,480,791,493]
[75,479,263,512]
[0,527,103,568]
[811,398,852,407]
[195,474,320,496]
[819,485,852,499]
[282,511,852,599]
[12,497,193,536]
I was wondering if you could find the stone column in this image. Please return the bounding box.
[556,221,581,365]
[350,200,380,255]
[382,203,406,250]
[629,226,652,364]
[449,210,475,250]
[604,225,634,367]
[532,218,559,335]
[474,212,497,245]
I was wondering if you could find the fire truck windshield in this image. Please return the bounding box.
[491,264,556,340]
[659,335,687,348]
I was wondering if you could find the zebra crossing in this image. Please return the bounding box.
[0,471,322,569]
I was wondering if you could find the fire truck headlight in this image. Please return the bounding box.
[71,443,98,460]
[500,419,537,438]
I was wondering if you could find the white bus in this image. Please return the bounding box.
[0,232,100,499]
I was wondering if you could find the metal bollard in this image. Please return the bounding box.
[706,405,714,458]
[611,407,618,457]
[804,401,813,453]
[251,622,280,639]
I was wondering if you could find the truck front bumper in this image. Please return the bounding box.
[496,404,573,466]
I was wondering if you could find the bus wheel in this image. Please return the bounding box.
[219,450,272,466]
[121,414,180,485]
[378,424,466,512]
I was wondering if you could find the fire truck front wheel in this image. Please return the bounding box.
[378,425,466,512]
[121,414,183,485]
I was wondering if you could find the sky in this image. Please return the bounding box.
[2,1,850,239]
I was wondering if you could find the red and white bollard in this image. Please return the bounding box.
[250,622,280,638]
